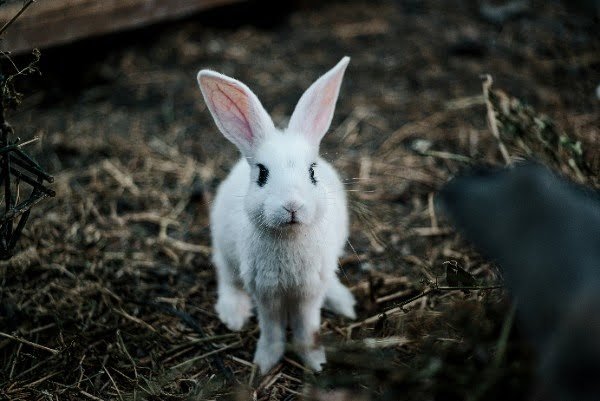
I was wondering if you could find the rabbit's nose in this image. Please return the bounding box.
[283,201,303,222]
[283,201,302,214]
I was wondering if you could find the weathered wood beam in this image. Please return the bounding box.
[0,0,244,54]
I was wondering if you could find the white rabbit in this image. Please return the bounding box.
[196,57,356,374]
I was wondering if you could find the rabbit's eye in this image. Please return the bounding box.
[256,163,269,187]
[309,163,317,185]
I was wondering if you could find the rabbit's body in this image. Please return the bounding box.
[212,153,348,294]
[198,57,356,373]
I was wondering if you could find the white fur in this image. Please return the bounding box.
[197,57,356,374]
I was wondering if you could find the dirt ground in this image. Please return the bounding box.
[1,0,598,400]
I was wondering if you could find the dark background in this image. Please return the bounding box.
[1,1,598,400]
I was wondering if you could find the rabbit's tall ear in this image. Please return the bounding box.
[197,70,274,156]
[288,57,349,145]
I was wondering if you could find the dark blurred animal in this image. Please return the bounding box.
[438,162,600,401]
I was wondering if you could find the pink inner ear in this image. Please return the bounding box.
[204,78,253,142]
[310,80,337,137]
[288,57,348,144]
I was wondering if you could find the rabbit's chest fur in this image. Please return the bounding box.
[241,229,329,298]
[210,158,345,298]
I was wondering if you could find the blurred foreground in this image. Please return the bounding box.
[0,1,598,400]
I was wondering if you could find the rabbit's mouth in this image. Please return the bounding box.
[259,207,310,229]
[284,214,301,225]
[268,217,303,230]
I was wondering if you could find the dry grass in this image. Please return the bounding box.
[1,1,598,400]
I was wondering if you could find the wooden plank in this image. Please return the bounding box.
[0,0,244,54]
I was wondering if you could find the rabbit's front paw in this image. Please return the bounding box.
[253,340,284,374]
[325,280,357,319]
[215,289,253,331]
[301,346,326,372]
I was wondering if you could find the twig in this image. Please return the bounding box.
[360,336,411,349]
[102,159,140,196]
[80,390,107,401]
[133,300,234,380]
[375,288,412,304]
[159,235,211,255]
[16,136,39,148]
[248,363,257,386]
[257,364,284,391]
[8,167,55,195]
[435,285,503,291]
[346,289,436,332]
[280,373,303,384]
[10,151,54,182]
[444,94,485,110]
[350,275,409,293]
[26,323,56,335]
[24,371,59,387]
[0,0,36,37]
[262,371,282,390]
[347,284,503,333]
[410,227,453,237]
[12,358,50,380]
[0,191,50,224]
[169,341,241,370]
[0,331,59,355]
[0,78,54,257]
[120,211,179,226]
[227,354,255,368]
[103,366,124,401]
[160,334,240,365]
[428,192,438,230]
[113,308,156,332]
[283,357,309,372]
[116,330,138,380]
[8,342,21,380]
[12,146,52,176]
[481,74,511,164]
[166,333,239,354]
[420,150,473,163]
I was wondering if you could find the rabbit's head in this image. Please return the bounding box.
[197,57,349,231]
